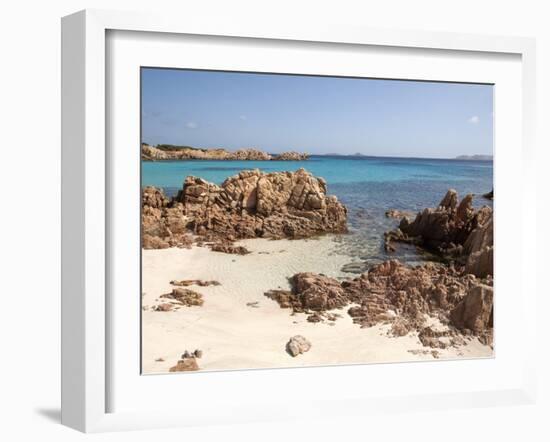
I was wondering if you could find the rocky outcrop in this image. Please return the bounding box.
[177,168,348,240]
[286,335,312,357]
[273,151,309,161]
[142,143,309,161]
[142,169,347,252]
[384,189,494,277]
[142,187,193,249]
[265,259,493,345]
[342,260,483,328]
[397,190,478,251]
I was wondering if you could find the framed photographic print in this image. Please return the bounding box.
[61,9,538,432]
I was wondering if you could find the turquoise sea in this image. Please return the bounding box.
[142,155,493,270]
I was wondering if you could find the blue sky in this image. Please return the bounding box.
[141,68,493,158]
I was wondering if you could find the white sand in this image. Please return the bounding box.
[142,236,493,374]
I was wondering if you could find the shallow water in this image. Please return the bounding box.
[142,155,493,270]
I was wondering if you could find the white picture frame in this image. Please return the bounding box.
[61,9,538,433]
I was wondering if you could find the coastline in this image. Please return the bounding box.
[142,143,308,161]
[142,236,493,374]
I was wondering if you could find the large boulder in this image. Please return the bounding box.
[286,335,312,357]
[450,283,493,333]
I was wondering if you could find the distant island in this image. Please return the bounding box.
[323,152,365,157]
[455,154,493,161]
[142,143,309,161]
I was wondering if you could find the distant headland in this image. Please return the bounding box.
[455,154,493,161]
[141,143,308,161]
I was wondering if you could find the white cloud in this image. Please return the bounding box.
[468,115,480,124]
[239,115,247,121]
[185,121,198,129]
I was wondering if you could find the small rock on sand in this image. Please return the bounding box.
[161,288,204,307]
[169,357,199,372]
[286,335,312,357]
[170,279,221,287]
[154,303,174,312]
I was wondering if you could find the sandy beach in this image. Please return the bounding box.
[142,235,492,374]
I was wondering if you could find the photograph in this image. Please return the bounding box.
[140,68,494,374]
[2,0,544,438]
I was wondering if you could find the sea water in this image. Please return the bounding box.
[142,155,493,270]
